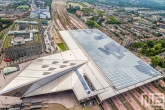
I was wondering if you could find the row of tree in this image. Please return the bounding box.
[86,20,100,28]
[0,19,11,24]
[107,16,121,24]
[130,40,165,68]
[0,19,12,32]
[151,56,165,68]
[67,4,80,13]
[131,40,165,56]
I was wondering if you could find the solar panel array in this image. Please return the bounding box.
[70,29,161,90]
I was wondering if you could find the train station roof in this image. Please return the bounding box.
[0,29,163,102]
[69,29,161,90]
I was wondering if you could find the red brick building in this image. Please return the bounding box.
[76,10,84,17]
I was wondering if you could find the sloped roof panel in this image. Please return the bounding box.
[70,29,161,90]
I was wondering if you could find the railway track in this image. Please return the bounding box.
[52,1,73,30]
[52,0,88,31]
[117,94,134,110]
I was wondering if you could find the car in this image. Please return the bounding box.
[4,58,10,62]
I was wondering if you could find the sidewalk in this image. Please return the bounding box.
[0,55,41,69]
[0,61,33,107]
[0,96,21,108]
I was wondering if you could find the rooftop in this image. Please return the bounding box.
[0,29,163,102]
[70,29,161,90]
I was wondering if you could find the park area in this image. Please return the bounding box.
[130,40,165,68]
[68,2,87,9]
[17,5,29,10]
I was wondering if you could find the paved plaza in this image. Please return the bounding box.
[0,61,32,108]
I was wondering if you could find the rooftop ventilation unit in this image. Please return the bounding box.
[43,72,51,75]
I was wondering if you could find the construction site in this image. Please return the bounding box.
[3,20,42,61]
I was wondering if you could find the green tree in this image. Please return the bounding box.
[97,10,105,17]
[143,44,148,49]
[86,20,95,27]
[151,56,163,67]
[107,16,121,24]
[69,4,72,8]
[94,23,99,28]
[140,44,148,55]
[153,32,162,37]
[160,40,165,48]
[86,20,100,28]
[146,40,154,48]
[132,42,143,49]
[161,62,165,68]
[154,44,162,54]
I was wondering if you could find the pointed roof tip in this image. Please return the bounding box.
[0,59,87,97]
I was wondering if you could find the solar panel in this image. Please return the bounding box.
[75,69,91,94]
[70,29,161,90]
[98,42,126,59]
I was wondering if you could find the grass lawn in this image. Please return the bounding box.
[83,108,89,110]
[81,8,94,13]
[78,2,88,7]
[68,2,83,9]
[57,43,67,51]
[37,34,41,43]
[0,32,5,40]
[17,5,29,10]
[4,35,10,48]
[10,23,15,31]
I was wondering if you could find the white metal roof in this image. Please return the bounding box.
[0,59,87,95]
[24,70,77,97]
[0,29,163,102]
